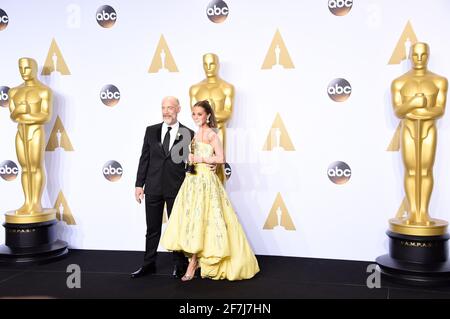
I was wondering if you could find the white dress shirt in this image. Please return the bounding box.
[161,121,179,151]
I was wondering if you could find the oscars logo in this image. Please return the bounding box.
[263,193,296,231]
[42,38,71,76]
[328,0,353,16]
[0,160,19,181]
[148,35,179,73]
[206,0,229,23]
[103,161,123,182]
[262,29,295,70]
[96,5,117,28]
[327,78,352,102]
[0,9,8,31]
[0,86,10,107]
[100,84,121,107]
[327,161,351,185]
[54,191,76,225]
[388,21,418,65]
[262,113,295,151]
[46,116,75,152]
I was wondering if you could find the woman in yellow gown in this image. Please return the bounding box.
[161,100,260,281]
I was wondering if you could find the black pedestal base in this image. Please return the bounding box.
[0,220,68,265]
[376,231,450,286]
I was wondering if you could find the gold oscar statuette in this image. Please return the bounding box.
[189,53,234,184]
[6,57,57,224]
[186,139,196,175]
[390,42,448,236]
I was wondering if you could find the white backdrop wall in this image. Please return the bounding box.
[1,0,450,262]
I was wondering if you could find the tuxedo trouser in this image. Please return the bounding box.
[144,194,187,267]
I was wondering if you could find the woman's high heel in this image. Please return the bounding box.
[181,261,199,281]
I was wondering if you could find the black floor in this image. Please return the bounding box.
[0,249,450,299]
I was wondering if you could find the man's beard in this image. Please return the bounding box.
[164,117,174,125]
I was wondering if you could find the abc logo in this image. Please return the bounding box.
[96,5,117,28]
[327,161,351,185]
[0,160,19,181]
[100,84,120,107]
[327,78,352,102]
[0,9,8,31]
[206,0,229,23]
[0,86,10,107]
[328,0,353,16]
[103,160,123,182]
[224,163,232,180]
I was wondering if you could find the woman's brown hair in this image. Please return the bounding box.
[193,100,217,128]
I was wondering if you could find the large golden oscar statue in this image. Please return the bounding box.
[0,58,68,264]
[189,53,235,184]
[7,58,56,223]
[389,42,448,236]
[377,43,450,285]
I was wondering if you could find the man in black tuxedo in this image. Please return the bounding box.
[131,96,194,279]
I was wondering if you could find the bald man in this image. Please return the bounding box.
[132,96,194,278]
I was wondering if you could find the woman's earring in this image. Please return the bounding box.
[206,115,210,124]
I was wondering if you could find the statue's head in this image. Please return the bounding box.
[18,57,38,81]
[203,53,219,78]
[410,42,429,70]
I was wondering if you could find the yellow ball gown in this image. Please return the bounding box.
[161,141,260,280]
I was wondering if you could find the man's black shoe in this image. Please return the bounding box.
[130,264,156,278]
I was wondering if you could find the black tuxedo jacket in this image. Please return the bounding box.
[135,122,194,197]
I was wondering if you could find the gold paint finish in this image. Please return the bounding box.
[7,58,55,224]
[389,43,448,236]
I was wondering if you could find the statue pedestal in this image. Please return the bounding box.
[376,230,450,286]
[0,211,68,264]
